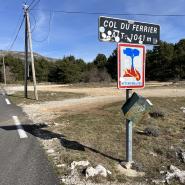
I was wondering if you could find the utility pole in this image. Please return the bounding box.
[24,4,38,100]
[24,5,28,98]
[2,56,6,86]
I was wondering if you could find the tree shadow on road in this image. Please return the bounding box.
[0,123,121,162]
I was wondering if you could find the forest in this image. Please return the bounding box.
[0,39,185,84]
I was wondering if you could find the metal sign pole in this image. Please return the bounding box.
[126,89,133,162]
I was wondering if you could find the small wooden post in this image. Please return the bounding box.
[2,56,6,86]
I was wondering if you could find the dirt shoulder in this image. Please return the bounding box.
[6,84,185,124]
[22,87,185,124]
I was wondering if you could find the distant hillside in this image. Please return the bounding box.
[0,50,58,62]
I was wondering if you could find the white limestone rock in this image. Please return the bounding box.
[70,160,90,170]
[85,164,111,178]
[181,152,185,163]
[166,165,185,184]
[47,149,55,154]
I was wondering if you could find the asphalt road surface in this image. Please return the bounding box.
[0,86,59,185]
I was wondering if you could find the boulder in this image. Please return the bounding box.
[181,151,185,163]
[47,149,55,154]
[149,151,158,157]
[116,163,145,177]
[71,160,90,170]
[85,164,111,178]
[180,107,185,113]
[166,165,185,184]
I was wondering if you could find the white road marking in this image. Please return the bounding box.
[12,116,28,139]
[5,98,11,105]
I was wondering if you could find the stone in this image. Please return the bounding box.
[85,167,96,178]
[180,139,185,144]
[61,178,66,183]
[180,151,185,163]
[85,165,111,178]
[152,179,165,184]
[120,161,133,169]
[51,93,56,96]
[71,160,90,170]
[116,164,145,177]
[176,148,185,163]
[120,161,143,172]
[166,165,185,184]
[47,149,54,154]
[57,164,66,168]
[96,165,111,177]
[61,168,82,185]
[180,107,185,113]
[149,151,158,157]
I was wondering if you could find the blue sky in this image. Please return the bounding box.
[0,0,185,62]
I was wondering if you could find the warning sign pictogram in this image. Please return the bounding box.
[118,43,145,89]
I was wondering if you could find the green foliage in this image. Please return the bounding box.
[1,55,24,82]
[174,39,185,79]
[0,59,3,82]
[146,40,185,81]
[48,63,58,82]
[2,38,185,84]
[106,49,117,80]
[146,41,175,81]
[49,56,86,83]
[34,58,50,82]
[0,63,2,82]
[93,54,107,69]
[104,40,185,82]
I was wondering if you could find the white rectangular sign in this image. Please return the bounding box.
[117,43,145,89]
[99,16,160,45]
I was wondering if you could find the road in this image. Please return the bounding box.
[0,86,59,185]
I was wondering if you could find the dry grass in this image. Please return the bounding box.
[8,91,85,105]
[45,97,185,184]
[8,85,185,184]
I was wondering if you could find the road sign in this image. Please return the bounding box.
[118,43,145,89]
[99,16,160,45]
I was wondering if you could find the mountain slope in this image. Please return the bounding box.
[0,50,57,62]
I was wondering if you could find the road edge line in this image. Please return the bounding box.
[12,116,28,139]
[5,98,11,105]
